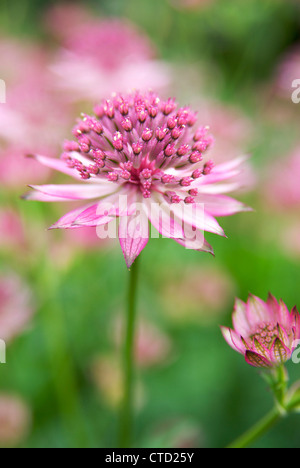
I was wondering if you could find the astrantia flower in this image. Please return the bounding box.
[25,91,250,268]
[221,294,300,368]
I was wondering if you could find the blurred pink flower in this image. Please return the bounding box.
[0,36,73,189]
[114,317,172,368]
[0,36,71,150]
[25,91,250,268]
[263,146,300,210]
[149,418,203,448]
[0,274,34,342]
[162,265,236,323]
[280,220,300,259]
[90,354,144,409]
[0,395,31,447]
[221,294,300,368]
[49,15,170,101]
[44,3,93,42]
[0,209,25,251]
[0,146,50,189]
[276,45,300,98]
[194,99,255,191]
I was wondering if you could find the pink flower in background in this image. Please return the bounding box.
[194,99,255,191]
[44,3,93,42]
[0,146,50,189]
[0,209,25,251]
[25,92,250,267]
[263,146,300,210]
[280,220,300,259]
[221,294,300,368]
[162,265,236,323]
[0,36,71,150]
[0,274,34,342]
[49,15,170,102]
[0,36,73,189]
[114,318,172,368]
[0,395,31,447]
[90,354,144,409]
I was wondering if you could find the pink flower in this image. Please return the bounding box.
[280,220,300,259]
[0,395,31,447]
[25,91,250,268]
[44,3,93,42]
[0,209,25,251]
[221,294,300,368]
[0,37,71,150]
[90,354,144,409]
[49,18,170,101]
[0,274,34,342]
[263,146,300,210]
[162,265,236,323]
[114,317,172,368]
[0,146,50,189]
[0,36,74,189]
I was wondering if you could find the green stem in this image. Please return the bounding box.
[119,257,140,448]
[227,406,282,449]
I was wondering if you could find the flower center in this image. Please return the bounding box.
[250,322,278,348]
[61,92,215,202]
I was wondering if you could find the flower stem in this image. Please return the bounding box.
[119,257,140,448]
[227,406,282,449]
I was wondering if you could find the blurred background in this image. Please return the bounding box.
[0,0,300,448]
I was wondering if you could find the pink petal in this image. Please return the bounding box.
[196,194,252,217]
[266,293,281,322]
[252,339,271,359]
[245,351,272,368]
[28,154,82,180]
[49,204,93,229]
[246,294,271,325]
[49,204,109,229]
[145,198,185,239]
[291,306,300,340]
[26,183,116,201]
[170,202,226,237]
[269,338,291,364]
[173,235,214,254]
[197,156,248,186]
[197,182,245,195]
[119,209,149,269]
[232,298,251,336]
[49,192,132,229]
[278,299,293,329]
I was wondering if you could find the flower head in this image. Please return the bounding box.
[25,91,250,268]
[221,294,300,368]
